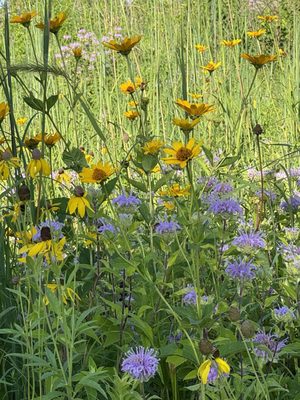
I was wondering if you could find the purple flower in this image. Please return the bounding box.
[274,306,295,321]
[255,189,276,202]
[225,259,256,280]
[112,193,141,209]
[121,347,159,382]
[168,331,182,343]
[183,286,197,305]
[97,218,117,235]
[232,231,266,251]
[155,220,181,234]
[281,194,300,212]
[209,198,242,216]
[33,220,64,242]
[207,365,219,383]
[253,332,287,361]
[212,182,233,195]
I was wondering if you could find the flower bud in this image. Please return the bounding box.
[18,184,31,201]
[199,339,214,355]
[74,185,85,197]
[228,306,240,322]
[253,124,263,136]
[241,320,255,338]
[32,148,42,160]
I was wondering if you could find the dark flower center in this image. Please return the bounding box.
[92,168,107,181]
[41,227,52,241]
[176,147,192,161]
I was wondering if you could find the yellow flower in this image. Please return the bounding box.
[162,138,201,168]
[189,93,203,99]
[195,44,208,53]
[24,135,40,150]
[221,39,241,47]
[10,11,37,27]
[124,110,140,120]
[35,132,61,147]
[257,15,278,22]
[43,283,80,305]
[102,35,142,56]
[128,100,138,107]
[120,80,136,94]
[16,117,27,125]
[159,183,190,197]
[247,29,266,38]
[36,12,67,34]
[26,149,51,178]
[163,201,175,211]
[0,150,20,180]
[200,61,221,73]
[142,140,164,155]
[173,117,201,133]
[198,358,230,384]
[0,103,9,123]
[79,162,114,184]
[72,47,82,59]
[241,53,277,68]
[175,99,214,117]
[278,48,287,57]
[67,186,93,218]
[54,168,71,186]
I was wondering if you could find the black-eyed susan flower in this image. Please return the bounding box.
[241,53,277,69]
[79,162,114,184]
[10,11,37,27]
[102,35,142,56]
[198,358,230,384]
[159,183,190,197]
[175,99,214,117]
[173,117,201,133]
[43,283,80,305]
[200,61,221,74]
[0,150,20,180]
[120,80,136,94]
[247,29,266,38]
[257,15,278,22]
[35,132,61,148]
[0,102,9,123]
[221,39,241,47]
[195,44,208,53]
[142,140,164,155]
[67,186,93,218]
[124,110,140,120]
[24,135,40,150]
[36,12,67,34]
[162,138,201,168]
[26,149,51,178]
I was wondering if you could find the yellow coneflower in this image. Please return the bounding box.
[102,35,142,56]
[26,149,51,178]
[79,162,114,184]
[142,139,164,155]
[221,39,241,47]
[257,15,278,22]
[0,103,9,123]
[10,11,37,27]
[0,150,20,180]
[195,44,208,53]
[200,61,221,74]
[159,183,191,197]
[24,135,40,150]
[43,283,80,305]
[120,80,136,94]
[162,138,201,169]
[67,186,93,218]
[72,47,82,59]
[36,12,67,34]
[175,99,214,117]
[241,53,277,69]
[198,358,230,384]
[173,117,201,133]
[124,110,140,120]
[247,29,266,38]
[35,132,61,148]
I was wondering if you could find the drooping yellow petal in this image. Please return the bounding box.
[215,358,230,374]
[67,197,78,215]
[198,360,212,384]
[77,198,86,218]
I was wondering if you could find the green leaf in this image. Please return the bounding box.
[153,172,174,192]
[24,95,44,112]
[62,147,88,172]
[125,177,147,193]
[217,155,239,168]
[141,155,158,172]
[47,94,59,111]
[264,295,278,307]
[183,369,198,380]
[166,355,187,367]
[202,145,214,166]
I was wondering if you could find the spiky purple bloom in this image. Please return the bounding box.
[168,331,183,343]
[33,220,64,242]
[281,194,300,212]
[183,286,197,305]
[121,347,159,382]
[274,306,295,320]
[253,332,287,361]
[112,193,141,209]
[209,198,242,216]
[232,231,266,251]
[212,182,233,195]
[155,220,181,234]
[97,219,117,234]
[255,189,277,202]
[225,259,256,280]
[207,365,219,383]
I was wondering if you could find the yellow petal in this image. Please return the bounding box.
[68,198,78,215]
[77,199,86,217]
[198,360,211,384]
[215,358,230,374]
[186,138,195,149]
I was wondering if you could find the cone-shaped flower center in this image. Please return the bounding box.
[92,168,107,181]
[176,147,192,161]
